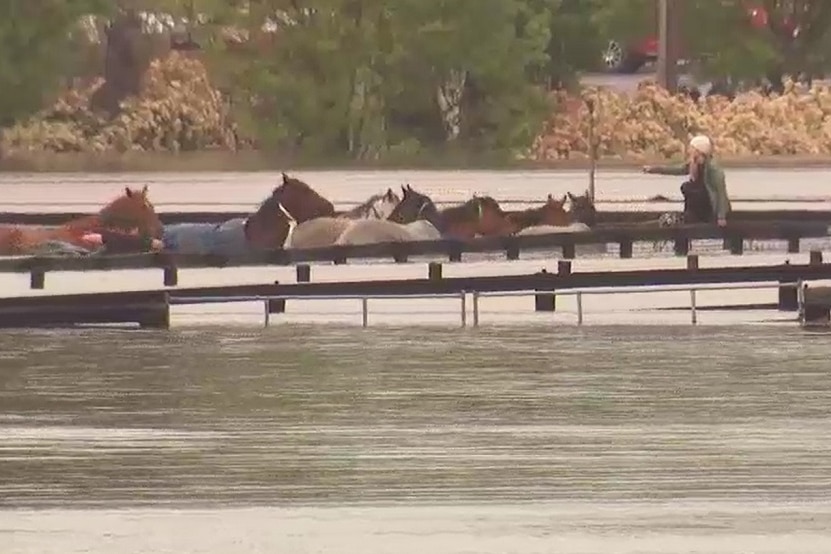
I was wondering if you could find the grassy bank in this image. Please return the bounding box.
[4,150,831,173]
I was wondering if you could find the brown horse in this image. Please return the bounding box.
[388,185,513,239]
[272,172,336,223]
[506,194,570,232]
[243,190,296,250]
[0,186,164,255]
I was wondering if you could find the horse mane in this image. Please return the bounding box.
[345,193,384,217]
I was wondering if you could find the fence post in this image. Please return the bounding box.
[163,265,178,287]
[428,262,443,280]
[810,250,823,265]
[619,239,633,259]
[778,260,798,311]
[268,281,286,314]
[690,288,698,325]
[460,291,467,327]
[686,254,699,271]
[534,269,556,312]
[472,291,480,327]
[30,268,45,290]
[361,297,368,327]
[296,264,311,282]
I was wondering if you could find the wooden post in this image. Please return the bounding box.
[428,262,442,281]
[619,239,633,259]
[138,292,171,329]
[657,0,680,93]
[673,236,689,257]
[727,235,744,256]
[30,268,45,290]
[505,240,520,261]
[562,242,576,260]
[802,285,831,328]
[534,269,556,312]
[268,280,286,314]
[686,254,699,270]
[296,264,311,282]
[810,250,823,265]
[779,261,798,311]
[787,237,800,254]
[448,248,462,263]
[163,265,178,287]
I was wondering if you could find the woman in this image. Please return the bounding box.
[643,135,731,226]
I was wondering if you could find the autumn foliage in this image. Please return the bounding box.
[530,80,831,161]
[1,52,239,155]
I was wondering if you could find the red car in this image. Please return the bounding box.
[602,4,798,73]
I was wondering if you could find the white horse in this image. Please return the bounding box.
[334,219,441,246]
[515,222,591,236]
[286,189,401,249]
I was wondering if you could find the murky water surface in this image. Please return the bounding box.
[1,325,830,553]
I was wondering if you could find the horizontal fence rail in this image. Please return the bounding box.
[0,258,819,329]
[173,281,805,328]
[1,222,829,290]
[3,209,831,227]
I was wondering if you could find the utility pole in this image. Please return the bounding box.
[656,0,681,92]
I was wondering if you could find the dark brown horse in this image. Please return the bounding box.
[567,191,598,227]
[506,194,570,232]
[388,184,514,239]
[243,189,296,250]
[0,186,164,255]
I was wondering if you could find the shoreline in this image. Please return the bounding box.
[3,151,831,173]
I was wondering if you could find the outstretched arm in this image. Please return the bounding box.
[642,163,690,176]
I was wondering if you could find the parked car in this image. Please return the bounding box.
[601,4,797,73]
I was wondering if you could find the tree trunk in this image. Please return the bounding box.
[90,11,148,117]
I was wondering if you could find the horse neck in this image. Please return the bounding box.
[63,214,101,232]
[344,197,379,219]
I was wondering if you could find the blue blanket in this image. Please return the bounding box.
[162,218,251,257]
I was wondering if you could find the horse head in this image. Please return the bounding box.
[369,187,401,219]
[388,184,438,224]
[94,186,164,238]
[244,188,295,249]
[272,172,335,222]
[567,190,597,227]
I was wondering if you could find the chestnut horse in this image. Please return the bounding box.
[507,194,591,236]
[0,186,164,256]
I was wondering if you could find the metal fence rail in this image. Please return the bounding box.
[172,280,806,328]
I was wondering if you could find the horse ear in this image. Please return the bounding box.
[282,172,289,184]
[560,194,567,205]
[547,193,554,202]
[407,184,412,191]
[125,187,133,198]
[567,192,576,201]
[141,185,149,197]
[401,185,407,195]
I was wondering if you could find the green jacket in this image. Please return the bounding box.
[646,159,732,220]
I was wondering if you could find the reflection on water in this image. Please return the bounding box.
[1,325,831,553]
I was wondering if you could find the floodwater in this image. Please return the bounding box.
[2,325,831,553]
[2,169,831,553]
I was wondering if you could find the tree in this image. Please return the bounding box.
[0,0,111,127]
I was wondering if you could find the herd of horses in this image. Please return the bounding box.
[0,173,602,257]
